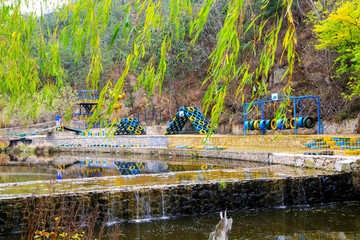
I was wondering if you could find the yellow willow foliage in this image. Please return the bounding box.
[314,0,360,99]
[315,0,360,49]
[1,0,297,131]
[202,0,296,127]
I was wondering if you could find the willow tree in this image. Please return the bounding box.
[314,0,360,99]
[0,1,64,123]
[0,0,297,130]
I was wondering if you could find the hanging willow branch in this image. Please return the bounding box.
[0,0,297,131]
[0,0,64,123]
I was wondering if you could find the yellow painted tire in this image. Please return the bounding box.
[207,125,211,129]
[271,119,277,130]
[138,126,143,130]
[289,118,295,129]
[129,165,135,171]
[189,107,195,112]
[199,121,204,126]
[254,120,261,130]
[164,131,167,135]
[201,164,208,170]
[199,130,206,135]
[135,130,141,135]
[136,162,142,167]
[189,116,196,121]
[128,126,134,131]
[128,117,133,122]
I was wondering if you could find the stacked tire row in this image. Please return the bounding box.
[165,106,216,135]
[114,117,146,135]
[245,116,315,131]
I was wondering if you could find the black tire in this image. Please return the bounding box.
[249,121,255,131]
[303,116,315,128]
[265,119,272,130]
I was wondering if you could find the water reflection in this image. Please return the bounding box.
[111,202,360,240]
[55,159,237,180]
[1,153,263,183]
[1,202,359,240]
[57,160,171,180]
[0,153,335,199]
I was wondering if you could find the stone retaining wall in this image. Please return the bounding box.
[0,173,356,233]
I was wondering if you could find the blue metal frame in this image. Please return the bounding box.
[243,94,320,135]
[78,90,99,100]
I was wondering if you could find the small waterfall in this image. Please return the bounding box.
[161,190,165,217]
[319,176,324,203]
[301,183,308,206]
[160,189,168,219]
[106,192,117,226]
[297,180,308,206]
[133,190,152,222]
[144,191,152,219]
[296,181,301,205]
[278,183,286,208]
[135,191,140,222]
[106,192,110,216]
[109,193,116,225]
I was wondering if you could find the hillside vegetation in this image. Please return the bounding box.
[0,0,359,130]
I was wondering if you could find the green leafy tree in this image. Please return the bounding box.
[0,1,63,122]
[314,0,360,99]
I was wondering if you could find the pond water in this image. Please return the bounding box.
[0,153,268,183]
[0,153,358,239]
[0,153,333,199]
[111,202,360,240]
[1,202,359,239]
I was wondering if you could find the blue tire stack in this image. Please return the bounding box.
[114,117,146,135]
[165,106,216,135]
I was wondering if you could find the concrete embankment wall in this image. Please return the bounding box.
[0,173,357,233]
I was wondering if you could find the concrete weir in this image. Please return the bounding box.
[0,170,357,233]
